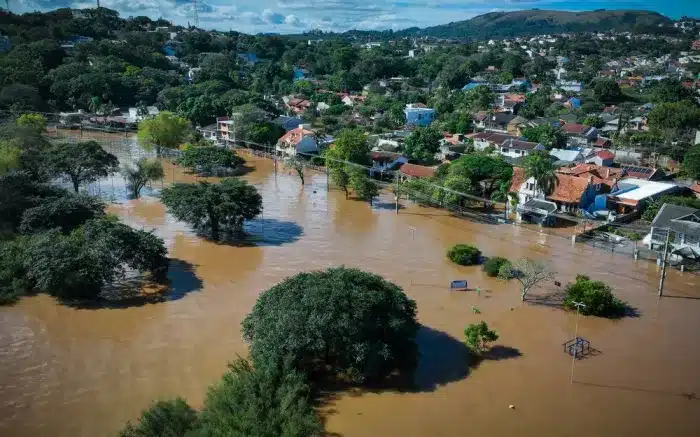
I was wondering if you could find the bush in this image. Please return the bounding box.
[0,238,31,305]
[310,155,325,166]
[463,321,499,355]
[118,398,197,437]
[564,275,627,318]
[483,257,511,277]
[195,358,322,437]
[497,262,515,279]
[242,267,419,383]
[447,244,481,266]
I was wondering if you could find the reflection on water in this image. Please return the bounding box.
[1,136,700,437]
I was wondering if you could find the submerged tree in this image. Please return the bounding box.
[349,168,379,204]
[242,266,419,383]
[286,155,306,186]
[122,158,165,199]
[177,145,245,176]
[118,398,198,437]
[137,111,190,155]
[500,258,555,301]
[161,178,262,240]
[464,321,499,355]
[19,194,105,234]
[47,141,119,193]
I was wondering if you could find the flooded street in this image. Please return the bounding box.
[1,144,700,437]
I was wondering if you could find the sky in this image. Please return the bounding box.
[9,0,700,34]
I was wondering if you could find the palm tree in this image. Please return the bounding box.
[88,96,101,115]
[522,150,557,198]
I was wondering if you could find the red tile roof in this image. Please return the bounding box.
[594,137,611,148]
[278,126,314,145]
[561,123,592,135]
[557,164,623,187]
[371,151,404,162]
[509,167,526,193]
[594,150,615,160]
[548,174,591,204]
[399,163,436,178]
[690,182,700,195]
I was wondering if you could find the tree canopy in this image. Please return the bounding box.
[47,141,119,193]
[137,112,191,155]
[242,267,419,383]
[161,178,262,240]
[177,145,245,176]
[402,126,443,164]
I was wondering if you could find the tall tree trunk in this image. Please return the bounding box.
[72,178,80,193]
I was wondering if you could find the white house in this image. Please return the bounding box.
[550,148,584,164]
[555,80,583,92]
[497,138,545,159]
[127,106,159,123]
[276,125,320,156]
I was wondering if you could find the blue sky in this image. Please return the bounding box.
[11,0,700,34]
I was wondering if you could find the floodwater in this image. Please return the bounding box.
[1,140,700,437]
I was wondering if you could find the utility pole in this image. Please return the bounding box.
[395,174,400,214]
[570,301,586,384]
[658,229,671,297]
[96,0,100,8]
[192,0,199,28]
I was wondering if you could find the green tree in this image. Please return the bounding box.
[522,151,557,197]
[122,158,165,199]
[16,114,47,134]
[0,238,31,305]
[47,141,119,193]
[177,145,245,176]
[161,179,262,240]
[464,85,495,111]
[564,275,627,318]
[324,128,369,198]
[195,357,321,437]
[403,126,442,164]
[463,321,499,355]
[20,194,104,235]
[242,267,419,383]
[650,78,692,104]
[682,144,700,180]
[22,218,168,301]
[0,141,21,175]
[349,168,379,204]
[482,257,511,277]
[582,116,605,129]
[520,125,566,149]
[446,244,481,266]
[592,78,622,102]
[647,101,700,138]
[137,111,191,155]
[447,153,513,204]
[642,195,700,221]
[118,398,198,437]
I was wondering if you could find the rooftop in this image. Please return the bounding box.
[611,178,678,203]
[548,174,592,204]
[399,163,436,178]
[509,167,526,193]
[651,203,700,239]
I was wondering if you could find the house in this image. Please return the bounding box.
[593,137,612,148]
[237,52,259,65]
[607,179,679,213]
[561,123,598,147]
[691,40,700,51]
[498,138,545,159]
[286,98,312,115]
[695,130,700,145]
[272,116,303,132]
[371,131,411,152]
[341,94,366,107]
[586,150,615,167]
[362,42,382,49]
[558,163,624,187]
[648,204,700,258]
[197,123,218,141]
[507,115,528,136]
[398,163,436,179]
[550,148,584,164]
[370,151,407,174]
[556,80,583,92]
[690,182,700,199]
[187,67,201,82]
[276,125,319,157]
[484,113,517,132]
[0,35,11,53]
[565,97,581,110]
[217,117,235,145]
[404,104,435,127]
[471,132,515,152]
[619,165,665,181]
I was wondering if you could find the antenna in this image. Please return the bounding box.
[96,0,100,8]
[192,0,199,28]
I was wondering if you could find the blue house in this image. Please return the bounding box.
[404,104,435,127]
[293,67,307,81]
[567,97,581,109]
[237,52,259,65]
[163,45,176,57]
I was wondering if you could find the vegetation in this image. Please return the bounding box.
[177,145,245,176]
[642,195,700,221]
[349,168,379,204]
[137,112,191,155]
[564,275,628,318]
[122,158,165,199]
[522,151,557,196]
[242,267,419,383]
[483,257,511,277]
[195,358,322,437]
[286,155,306,185]
[521,124,566,150]
[402,126,443,165]
[118,398,198,437]
[47,141,119,193]
[16,113,47,134]
[447,244,482,266]
[161,178,262,240]
[682,144,700,180]
[463,321,499,355]
[19,194,104,234]
[500,258,555,301]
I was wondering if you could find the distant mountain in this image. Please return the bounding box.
[392,9,676,40]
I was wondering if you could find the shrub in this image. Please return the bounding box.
[447,244,481,266]
[118,398,197,437]
[497,262,515,279]
[564,275,627,318]
[483,257,511,277]
[242,267,419,384]
[310,155,325,166]
[0,238,31,305]
[463,321,499,355]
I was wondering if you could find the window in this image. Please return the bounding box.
[502,148,509,153]
[417,114,423,120]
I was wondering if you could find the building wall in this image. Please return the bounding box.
[405,109,435,126]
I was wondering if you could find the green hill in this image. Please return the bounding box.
[393,9,675,39]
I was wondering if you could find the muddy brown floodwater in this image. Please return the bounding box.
[2,151,700,437]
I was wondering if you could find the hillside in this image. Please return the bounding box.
[393,9,675,40]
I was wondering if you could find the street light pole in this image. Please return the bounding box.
[570,301,586,385]
[658,229,671,297]
[408,226,416,285]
